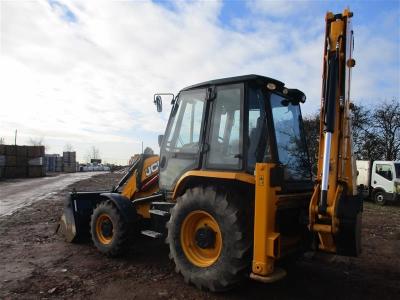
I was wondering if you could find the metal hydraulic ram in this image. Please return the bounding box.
[319,41,340,214]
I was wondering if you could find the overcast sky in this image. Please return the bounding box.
[1,0,399,164]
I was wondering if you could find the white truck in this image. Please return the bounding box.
[356,160,400,205]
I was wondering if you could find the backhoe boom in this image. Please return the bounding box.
[309,9,362,256]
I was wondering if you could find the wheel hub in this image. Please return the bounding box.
[180,210,222,267]
[101,219,113,238]
[195,227,216,249]
[96,214,114,244]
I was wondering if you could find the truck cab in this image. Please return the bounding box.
[356,160,400,205]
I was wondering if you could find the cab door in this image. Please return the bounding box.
[373,163,394,193]
[205,83,244,171]
[159,88,207,191]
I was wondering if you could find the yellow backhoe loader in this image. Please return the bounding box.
[58,9,362,291]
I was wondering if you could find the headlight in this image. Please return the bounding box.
[395,182,400,193]
[267,83,276,90]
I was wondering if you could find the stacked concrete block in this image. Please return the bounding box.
[55,157,63,172]
[27,146,45,178]
[0,145,45,179]
[0,145,5,179]
[5,145,26,178]
[45,154,60,172]
[63,151,77,173]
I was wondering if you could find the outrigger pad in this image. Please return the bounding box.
[336,194,363,257]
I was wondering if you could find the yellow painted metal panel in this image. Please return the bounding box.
[252,163,281,276]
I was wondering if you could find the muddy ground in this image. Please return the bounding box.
[0,173,399,299]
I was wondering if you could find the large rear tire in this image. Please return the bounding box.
[167,186,252,292]
[90,201,130,257]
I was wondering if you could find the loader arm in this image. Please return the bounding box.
[309,9,362,256]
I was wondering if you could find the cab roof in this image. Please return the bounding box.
[181,74,285,91]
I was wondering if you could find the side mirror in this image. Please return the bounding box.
[154,95,162,112]
[154,93,175,113]
[158,134,164,147]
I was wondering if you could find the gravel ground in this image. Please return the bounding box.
[0,172,399,299]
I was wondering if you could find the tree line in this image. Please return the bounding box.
[303,99,400,174]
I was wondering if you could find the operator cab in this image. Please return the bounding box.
[156,75,312,193]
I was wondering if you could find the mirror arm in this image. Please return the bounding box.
[154,93,175,103]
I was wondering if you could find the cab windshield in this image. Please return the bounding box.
[164,89,206,154]
[395,163,400,179]
[270,93,311,181]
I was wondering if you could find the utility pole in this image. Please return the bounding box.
[14,129,17,146]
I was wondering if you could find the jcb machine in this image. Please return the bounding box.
[59,9,362,291]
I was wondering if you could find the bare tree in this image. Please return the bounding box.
[302,113,320,176]
[29,136,49,151]
[303,100,400,163]
[29,137,44,146]
[372,99,400,160]
[350,104,384,160]
[351,104,370,158]
[63,143,74,152]
[86,146,100,162]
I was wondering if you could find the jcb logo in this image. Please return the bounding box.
[145,161,159,177]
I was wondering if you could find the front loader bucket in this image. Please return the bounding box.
[57,191,107,243]
[58,201,78,243]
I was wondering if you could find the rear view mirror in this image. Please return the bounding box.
[154,95,162,112]
[154,93,175,113]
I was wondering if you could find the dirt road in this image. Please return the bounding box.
[0,172,105,217]
[0,173,399,299]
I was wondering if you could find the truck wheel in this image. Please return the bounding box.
[90,201,130,257]
[373,191,386,206]
[167,186,251,292]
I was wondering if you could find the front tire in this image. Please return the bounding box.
[90,201,130,257]
[373,190,386,206]
[167,186,251,292]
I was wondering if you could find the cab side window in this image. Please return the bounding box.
[376,164,393,181]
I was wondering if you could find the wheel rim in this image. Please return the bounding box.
[376,193,384,203]
[96,213,114,245]
[180,210,222,268]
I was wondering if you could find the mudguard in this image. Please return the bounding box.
[100,193,137,223]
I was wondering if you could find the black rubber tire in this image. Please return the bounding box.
[373,190,386,206]
[90,201,130,257]
[166,186,252,292]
